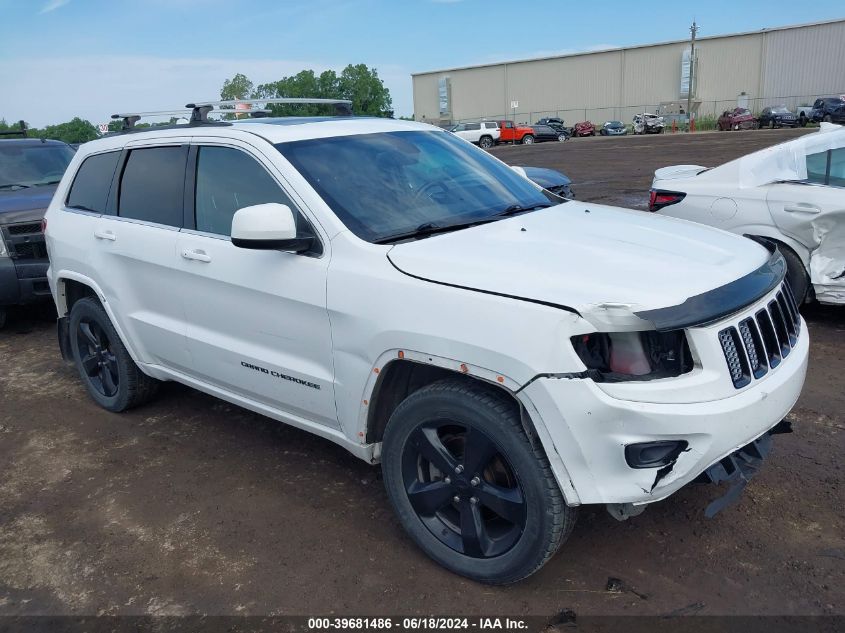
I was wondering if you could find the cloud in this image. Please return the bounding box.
[0,55,413,127]
[39,0,70,14]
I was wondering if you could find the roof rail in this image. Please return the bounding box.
[0,120,28,138]
[188,98,354,117]
[109,97,353,132]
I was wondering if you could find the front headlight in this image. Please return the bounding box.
[570,330,693,382]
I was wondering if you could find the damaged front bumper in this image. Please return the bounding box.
[519,316,808,509]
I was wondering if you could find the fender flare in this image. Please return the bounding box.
[357,348,582,506]
[54,271,145,365]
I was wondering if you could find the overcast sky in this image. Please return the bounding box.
[1,0,842,127]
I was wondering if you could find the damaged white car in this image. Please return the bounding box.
[650,123,845,305]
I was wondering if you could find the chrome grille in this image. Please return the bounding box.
[719,282,801,389]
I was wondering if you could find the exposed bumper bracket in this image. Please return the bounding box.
[702,420,792,518]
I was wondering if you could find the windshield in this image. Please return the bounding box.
[0,143,74,189]
[772,106,790,113]
[276,130,555,243]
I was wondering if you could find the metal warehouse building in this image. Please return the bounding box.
[412,19,845,126]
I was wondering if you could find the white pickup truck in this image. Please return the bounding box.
[450,121,500,148]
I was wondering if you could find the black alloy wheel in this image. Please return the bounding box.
[402,421,527,558]
[69,297,159,412]
[76,318,119,397]
[381,379,577,584]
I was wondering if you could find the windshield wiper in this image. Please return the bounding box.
[374,218,496,244]
[494,203,553,217]
[0,183,32,190]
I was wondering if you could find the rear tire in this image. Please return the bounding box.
[69,297,159,412]
[479,135,494,149]
[381,379,576,584]
[521,135,534,145]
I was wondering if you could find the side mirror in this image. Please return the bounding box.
[231,203,312,253]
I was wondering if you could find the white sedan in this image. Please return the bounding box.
[650,124,845,305]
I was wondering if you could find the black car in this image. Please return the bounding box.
[536,117,571,137]
[530,124,568,142]
[811,97,845,124]
[0,135,75,327]
[517,166,574,198]
[758,106,799,128]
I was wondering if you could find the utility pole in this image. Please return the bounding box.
[687,20,699,132]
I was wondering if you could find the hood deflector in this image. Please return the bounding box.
[635,242,786,331]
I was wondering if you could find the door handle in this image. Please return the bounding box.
[181,249,212,263]
[784,205,821,214]
[93,228,116,241]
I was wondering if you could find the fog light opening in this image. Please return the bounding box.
[625,440,689,469]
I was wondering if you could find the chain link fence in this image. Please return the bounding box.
[442,93,840,132]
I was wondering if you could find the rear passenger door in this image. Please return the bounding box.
[176,140,338,429]
[88,139,191,372]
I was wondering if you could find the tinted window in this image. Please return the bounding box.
[118,147,186,226]
[195,146,294,236]
[465,123,481,131]
[806,151,828,184]
[828,148,845,187]
[66,151,120,213]
[0,143,74,189]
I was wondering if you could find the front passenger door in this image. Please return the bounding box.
[176,142,338,429]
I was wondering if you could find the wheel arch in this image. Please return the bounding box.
[361,350,581,505]
[54,272,144,365]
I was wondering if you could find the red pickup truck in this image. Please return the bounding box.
[497,120,536,144]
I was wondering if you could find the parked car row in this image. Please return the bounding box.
[450,119,568,147]
[718,97,845,131]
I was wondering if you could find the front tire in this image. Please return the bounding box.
[823,114,833,123]
[381,379,576,584]
[558,133,567,142]
[69,297,159,412]
[521,135,534,145]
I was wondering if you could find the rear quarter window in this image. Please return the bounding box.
[66,151,120,213]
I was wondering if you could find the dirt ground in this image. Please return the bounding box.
[0,129,842,620]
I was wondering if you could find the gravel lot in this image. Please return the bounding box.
[0,128,842,620]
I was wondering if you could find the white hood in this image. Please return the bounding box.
[387,203,770,326]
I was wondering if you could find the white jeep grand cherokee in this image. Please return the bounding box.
[44,112,808,584]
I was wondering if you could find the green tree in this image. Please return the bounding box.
[338,64,392,117]
[229,64,392,117]
[220,73,254,101]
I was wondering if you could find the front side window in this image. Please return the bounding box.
[66,150,120,213]
[465,123,481,131]
[276,130,556,243]
[0,143,74,190]
[118,146,186,226]
[194,146,296,236]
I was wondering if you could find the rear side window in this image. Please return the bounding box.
[118,146,186,226]
[806,148,845,187]
[66,151,120,213]
[194,146,295,236]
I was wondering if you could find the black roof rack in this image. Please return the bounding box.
[0,120,28,138]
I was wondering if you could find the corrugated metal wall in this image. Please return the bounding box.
[412,20,845,124]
